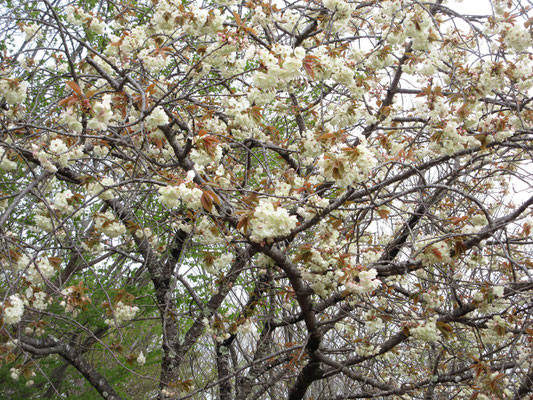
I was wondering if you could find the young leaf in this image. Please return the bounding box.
[65,81,83,97]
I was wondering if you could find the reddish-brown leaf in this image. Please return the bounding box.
[449,215,469,225]
[204,190,221,206]
[431,247,443,260]
[58,95,77,107]
[232,11,242,27]
[85,90,97,99]
[201,191,213,212]
[48,257,62,270]
[436,321,454,338]
[236,215,250,233]
[377,208,390,219]
[249,105,262,122]
[65,81,83,97]
[303,55,318,79]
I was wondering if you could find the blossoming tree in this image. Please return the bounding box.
[1,0,533,398]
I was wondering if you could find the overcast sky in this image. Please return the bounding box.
[449,0,493,14]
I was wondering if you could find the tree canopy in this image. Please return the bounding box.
[1,0,533,398]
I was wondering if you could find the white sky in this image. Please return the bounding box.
[449,0,493,15]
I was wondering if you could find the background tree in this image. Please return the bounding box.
[0,0,533,399]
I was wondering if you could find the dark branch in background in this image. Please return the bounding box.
[514,367,533,399]
[258,245,324,400]
[19,336,122,400]
[293,20,319,48]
